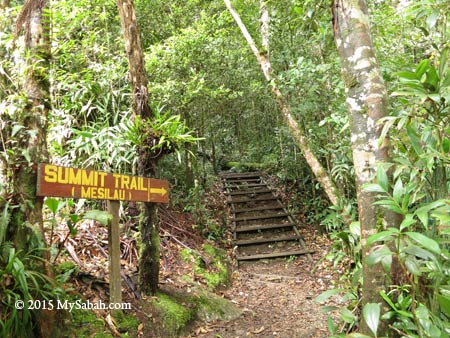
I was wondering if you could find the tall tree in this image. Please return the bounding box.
[223,0,343,207]
[115,0,160,294]
[6,0,58,335]
[8,0,50,259]
[332,0,400,334]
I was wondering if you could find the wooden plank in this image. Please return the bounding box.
[107,200,122,313]
[234,205,284,213]
[225,183,267,189]
[236,249,315,261]
[220,172,262,179]
[225,178,261,183]
[228,196,278,203]
[233,235,302,246]
[37,163,169,203]
[234,222,295,232]
[232,212,290,222]
[226,188,273,196]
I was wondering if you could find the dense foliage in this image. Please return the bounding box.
[0,0,449,337]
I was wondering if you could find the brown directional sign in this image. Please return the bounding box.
[37,163,169,203]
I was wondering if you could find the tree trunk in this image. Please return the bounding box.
[8,0,51,259]
[332,0,400,334]
[116,0,159,294]
[223,0,343,207]
[8,0,59,336]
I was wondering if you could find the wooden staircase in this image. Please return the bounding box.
[220,171,313,262]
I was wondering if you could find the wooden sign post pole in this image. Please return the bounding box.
[107,200,122,313]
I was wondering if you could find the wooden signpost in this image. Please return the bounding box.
[37,163,169,309]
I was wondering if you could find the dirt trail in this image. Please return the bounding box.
[185,235,339,338]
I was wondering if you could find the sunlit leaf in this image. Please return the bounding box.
[415,59,430,78]
[363,303,380,336]
[392,178,403,203]
[44,198,65,215]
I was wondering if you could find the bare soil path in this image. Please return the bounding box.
[185,234,339,338]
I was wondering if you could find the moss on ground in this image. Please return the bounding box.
[180,243,230,289]
[151,292,194,337]
[115,311,139,335]
[68,299,112,338]
[188,288,241,322]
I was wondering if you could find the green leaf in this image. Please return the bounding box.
[346,334,372,338]
[314,288,345,303]
[83,210,113,225]
[376,164,389,192]
[363,183,387,193]
[426,10,439,29]
[405,232,441,254]
[341,307,357,324]
[442,138,450,153]
[400,214,415,231]
[11,124,24,137]
[327,314,335,334]
[415,59,430,79]
[349,221,360,238]
[396,71,418,81]
[366,245,392,266]
[379,291,398,311]
[437,294,450,318]
[373,199,404,215]
[406,124,422,156]
[392,178,404,203]
[405,256,421,276]
[44,198,64,215]
[0,202,10,246]
[403,245,436,261]
[366,229,397,246]
[363,303,380,336]
[424,66,439,90]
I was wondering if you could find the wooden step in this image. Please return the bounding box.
[225,178,261,183]
[234,222,295,232]
[232,213,290,222]
[227,188,273,196]
[225,183,268,189]
[220,172,262,179]
[236,249,315,261]
[228,196,278,203]
[234,205,284,213]
[233,235,303,246]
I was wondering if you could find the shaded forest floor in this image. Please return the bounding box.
[185,231,340,338]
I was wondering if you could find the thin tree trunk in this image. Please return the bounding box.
[223,0,342,207]
[116,0,159,295]
[332,0,401,334]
